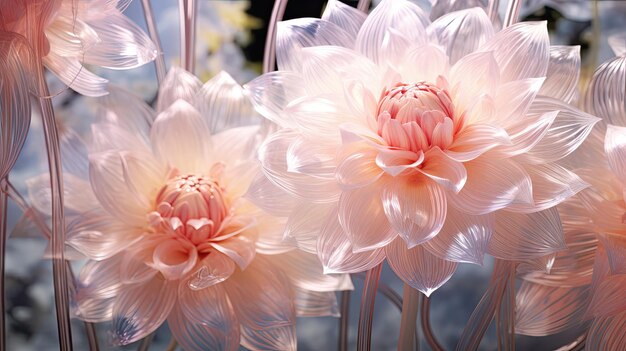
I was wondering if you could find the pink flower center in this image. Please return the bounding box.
[149,174,229,245]
[376,81,461,153]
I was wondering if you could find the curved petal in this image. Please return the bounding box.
[424,207,494,264]
[276,18,354,72]
[286,95,353,138]
[447,158,533,215]
[382,176,446,247]
[386,238,457,296]
[446,123,511,162]
[516,282,589,336]
[605,124,626,183]
[338,178,396,252]
[317,206,386,274]
[449,51,499,113]
[355,0,429,65]
[583,55,626,125]
[428,7,494,64]
[284,202,333,254]
[489,207,567,260]
[479,21,549,82]
[399,43,449,84]
[336,145,383,190]
[375,148,424,177]
[245,171,298,217]
[27,173,99,216]
[151,239,198,280]
[43,53,108,97]
[67,212,142,260]
[418,147,467,192]
[90,122,151,154]
[179,283,236,330]
[156,67,202,112]
[598,233,626,275]
[98,86,155,142]
[586,311,626,351]
[608,32,626,56]
[277,251,354,292]
[491,111,557,158]
[539,46,581,103]
[112,277,176,345]
[151,99,212,173]
[494,77,545,124]
[169,301,239,351]
[294,288,340,317]
[241,324,296,351]
[75,257,122,321]
[186,251,236,290]
[210,234,256,270]
[224,257,295,329]
[321,0,367,40]
[587,274,626,318]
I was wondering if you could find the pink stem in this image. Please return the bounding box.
[488,0,500,23]
[398,284,419,351]
[0,178,7,350]
[141,0,166,84]
[338,290,351,351]
[503,0,522,28]
[496,263,516,351]
[357,0,371,13]
[262,0,288,74]
[179,0,197,73]
[357,263,382,351]
[421,294,445,351]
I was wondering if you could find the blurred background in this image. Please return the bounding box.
[4,0,625,350]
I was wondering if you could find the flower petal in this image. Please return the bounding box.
[583,55,626,125]
[598,233,626,275]
[336,144,383,190]
[75,256,123,322]
[156,67,202,112]
[169,301,239,351]
[428,7,494,64]
[418,147,467,192]
[382,176,446,247]
[284,202,333,254]
[424,207,493,264]
[67,212,142,260]
[112,276,176,345]
[587,273,626,318]
[27,173,99,217]
[278,251,354,292]
[321,0,367,40]
[479,21,549,82]
[98,86,155,142]
[178,283,236,330]
[285,95,353,139]
[186,251,236,290]
[586,311,626,351]
[494,77,545,124]
[489,207,567,260]
[386,238,457,296]
[151,239,198,280]
[294,288,340,317]
[399,44,450,84]
[317,206,386,274]
[446,123,511,162]
[211,234,256,270]
[491,111,557,158]
[43,53,108,97]
[241,324,296,351]
[605,124,626,183]
[539,45,581,103]
[449,51,499,113]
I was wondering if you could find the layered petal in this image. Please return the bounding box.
[169,302,239,351]
[604,124,626,183]
[583,55,626,125]
[539,46,581,103]
[586,311,626,351]
[43,53,108,97]
[321,0,367,40]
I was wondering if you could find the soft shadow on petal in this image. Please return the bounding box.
[424,206,493,264]
[428,7,494,64]
[294,288,340,317]
[317,206,386,274]
[43,53,108,97]
[169,301,239,351]
[339,178,397,252]
[489,207,566,260]
[582,55,626,125]
[241,324,296,351]
[418,147,467,192]
[156,67,202,112]
[151,239,198,280]
[386,238,457,296]
[321,0,367,40]
[382,175,446,247]
[586,311,626,350]
[539,46,581,103]
[285,202,333,254]
[479,21,549,82]
[277,18,354,72]
[151,99,212,173]
[447,158,532,215]
[516,282,589,336]
[449,51,499,113]
[112,277,176,345]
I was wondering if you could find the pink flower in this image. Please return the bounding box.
[245,0,598,295]
[0,0,156,96]
[516,42,626,349]
[28,68,351,350]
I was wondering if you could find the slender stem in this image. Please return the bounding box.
[5,180,51,239]
[137,333,154,351]
[502,0,521,28]
[338,290,351,351]
[357,0,371,13]
[166,337,178,351]
[353,272,403,310]
[262,0,288,74]
[487,0,500,23]
[420,294,444,351]
[398,284,419,351]
[496,264,516,351]
[141,0,166,84]
[178,0,197,73]
[357,263,382,351]
[37,63,73,351]
[0,178,7,351]
[84,322,99,351]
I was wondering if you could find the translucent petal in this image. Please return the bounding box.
[187,251,235,290]
[516,282,590,336]
[605,124,626,183]
[424,207,493,264]
[26,173,98,217]
[67,212,142,260]
[355,0,429,64]
[151,100,211,173]
[449,51,499,113]
[241,324,296,351]
[97,86,154,143]
[489,207,566,260]
[151,239,198,280]
[211,235,256,270]
[335,146,383,190]
[43,53,108,97]
[195,71,258,132]
[285,95,353,138]
[539,46,581,103]
[446,124,511,162]
[399,44,449,84]
[491,111,557,158]
[494,77,545,124]
[211,126,259,169]
[382,176,446,247]
[338,179,396,252]
[586,311,626,351]
[156,67,202,112]
[284,202,333,254]
[276,18,354,72]
[112,277,176,345]
[90,122,150,154]
[321,0,367,40]
[82,11,156,69]
[386,238,457,297]
[258,129,340,203]
[294,288,340,317]
[278,251,354,292]
[224,257,295,329]
[582,55,626,125]
[245,171,298,217]
[429,0,490,21]
[76,257,122,321]
[598,233,626,275]
[505,163,588,213]
[179,283,235,330]
[119,151,166,205]
[428,8,494,64]
[169,302,239,351]
[608,32,626,56]
[479,21,549,82]
[587,274,626,318]
[317,206,386,274]
[525,104,599,164]
[447,158,532,215]
[243,71,307,128]
[418,147,467,192]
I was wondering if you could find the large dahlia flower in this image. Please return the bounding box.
[516,40,626,350]
[245,0,599,295]
[0,0,156,96]
[27,68,351,350]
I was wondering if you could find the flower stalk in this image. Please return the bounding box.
[357,263,383,351]
[263,0,288,74]
[421,294,444,351]
[398,284,419,351]
[141,0,167,84]
[503,0,522,28]
[357,0,371,13]
[496,264,516,351]
[338,290,351,351]
[179,0,198,73]
[0,178,7,351]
